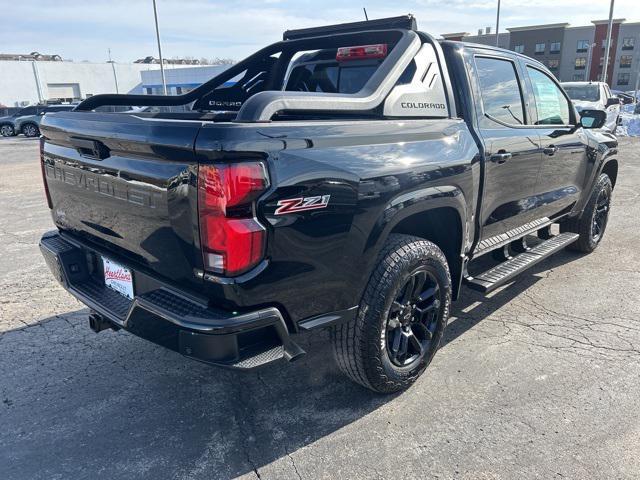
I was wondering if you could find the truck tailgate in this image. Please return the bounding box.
[40,111,204,289]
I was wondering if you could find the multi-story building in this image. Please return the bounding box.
[443,18,640,91]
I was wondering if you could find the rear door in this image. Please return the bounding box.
[522,64,588,219]
[469,52,545,241]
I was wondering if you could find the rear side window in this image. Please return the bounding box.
[527,67,571,125]
[475,57,525,125]
[19,107,37,116]
[286,61,379,94]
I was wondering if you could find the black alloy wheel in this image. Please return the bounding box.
[591,186,610,243]
[386,269,441,368]
[562,173,613,253]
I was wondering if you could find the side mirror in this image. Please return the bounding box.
[606,97,621,107]
[580,109,607,129]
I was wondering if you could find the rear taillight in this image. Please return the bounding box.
[39,136,53,209]
[336,44,388,61]
[198,162,268,276]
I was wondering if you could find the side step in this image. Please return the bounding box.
[464,232,579,293]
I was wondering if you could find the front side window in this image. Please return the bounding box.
[575,57,586,69]
[475,56,525,125]
[620,55,632,68]
[618,73,630,86]
[527,67,570,125]
[514,44,524,54]
[550,42,561,53]
[622,37,635,50]
[535,43,545,54]
[577,40,590,52]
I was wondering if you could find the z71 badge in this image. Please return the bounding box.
[274,195,330,215]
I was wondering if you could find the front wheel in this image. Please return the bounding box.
[0,124,14,137]
[562,173,612,253]
[331,234,451,393]
[22,123,39,137]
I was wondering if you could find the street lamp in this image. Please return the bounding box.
[152,0,168,95]
[602,0,615,83]
[585,42,596,82]
[495,0,501,47]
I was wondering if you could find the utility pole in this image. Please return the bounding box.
[152,0,168,95]
[495,0,501,47]
[602,0,615,84]
[585,42,596,82]
[634,35,640,103]
[108,48,119,94]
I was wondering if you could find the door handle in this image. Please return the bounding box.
[543,145,558,156]
[489,152,512,164]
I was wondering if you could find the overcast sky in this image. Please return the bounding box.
[1,0,639,63]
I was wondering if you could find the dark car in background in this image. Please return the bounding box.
[0,104,75,137]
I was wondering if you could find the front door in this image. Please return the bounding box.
[524,65,588,220]
[472,55,545,241]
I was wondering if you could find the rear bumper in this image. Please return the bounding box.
[39,230,304,369]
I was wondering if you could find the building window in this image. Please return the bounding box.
[620,55,632,68]
[622,37,634,50]
[145,87,153,95]
[574,57,586,70]
[550,42,561,54]
[577,40,590,53]
[535,43,545,55]
[514,44,525,54]
[617,73,630,85]
[572,73,585,81]
[601,39,608,49]
[548,59,559,70]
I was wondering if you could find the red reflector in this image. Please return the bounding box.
[198,162,268,276]
[336,44,388,61]
[39,137,53,209]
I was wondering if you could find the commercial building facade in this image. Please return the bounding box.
[0,61,161,107]
[443,18,640,90]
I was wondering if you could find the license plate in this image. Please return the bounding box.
[102,257,134,300]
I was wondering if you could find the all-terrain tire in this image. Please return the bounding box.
[331,234,451,393]
[562,173,613,253]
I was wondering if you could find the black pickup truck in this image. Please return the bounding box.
[39,16,618,393]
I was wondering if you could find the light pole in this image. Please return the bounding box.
[152,0,168,95]
[602,0,615,84]
[585,42,596,82]
[495,0,501,47]
[634,35,640,103]
[108,48,119,94]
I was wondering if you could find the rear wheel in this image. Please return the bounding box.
[0,124,14,137]
[22,123,39,137]
[562,173,612,253]
[331,234,451,393]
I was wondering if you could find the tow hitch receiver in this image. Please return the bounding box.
[88,311,118,333]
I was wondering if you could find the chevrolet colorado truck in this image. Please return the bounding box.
[38,16,619,393]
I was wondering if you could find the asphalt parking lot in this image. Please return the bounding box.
[1,135,639,479]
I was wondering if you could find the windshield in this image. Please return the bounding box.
[563,85,600,102]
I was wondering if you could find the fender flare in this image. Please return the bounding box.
[359,185,468,300]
